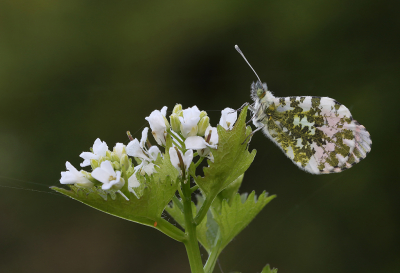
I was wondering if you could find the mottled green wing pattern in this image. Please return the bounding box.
[257,95,371,174]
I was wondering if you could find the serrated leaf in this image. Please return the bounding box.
[165,193,220,253]
[52,135,180,227]
[165,200,185,229]
[261,264,278,273]
[212,174,244,213]
[213,191,276,252]
[194,106,256,202]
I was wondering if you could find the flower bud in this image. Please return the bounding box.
[199,111,207,119]
[90,159,99,170]
[112,161,121,170]
[170,113,181,133]
[172,104,182,114]
[120,154,130,170]
[197,116,210,136]
[163,116,171,130]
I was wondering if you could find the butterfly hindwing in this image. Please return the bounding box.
[256,94,371,174]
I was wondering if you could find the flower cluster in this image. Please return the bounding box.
[59,104,237,199]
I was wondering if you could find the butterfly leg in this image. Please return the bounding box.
[242,125,264,145]
[235,102,250,112]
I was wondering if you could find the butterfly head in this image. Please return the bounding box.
[251,81,268,101]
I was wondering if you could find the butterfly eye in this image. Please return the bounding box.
[257,88,266,99]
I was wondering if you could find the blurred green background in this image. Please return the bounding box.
[0,0,399,272]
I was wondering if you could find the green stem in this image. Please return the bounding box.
[182,175,204,273]
[168,129,186,149]
[172,195,184,213]
[156,218,186,242]
[190,185,199,194]
[203,230,222,273]
[194,156,204,168]
[193,193,215,226]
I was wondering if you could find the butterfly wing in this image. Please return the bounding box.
[260,96,371,174]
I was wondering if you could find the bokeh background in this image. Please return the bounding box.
[0,1,399,272]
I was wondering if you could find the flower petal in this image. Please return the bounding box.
[128,174,140,188]
[100,161,116,176]
[113,143,125,159]
[219,108,237,130]
[185,136,208,150]
[91,167,111,184]
[148,146,161,161]
[140,127,149,148]
[182,149,193,171]
[126,139,150,161]
[169,147,180,171]
[161,106,168,117]
[92,138,108,157]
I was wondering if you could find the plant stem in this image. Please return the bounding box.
[172,195,184,212]
[190,185,199,194]
[182,175,204,273]
[156,218,186,242]
[194,156,204,168]
[193,193,215,226]
[168,129,186,149]
[203,230,222,273]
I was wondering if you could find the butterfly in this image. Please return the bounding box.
[235,45,371,174]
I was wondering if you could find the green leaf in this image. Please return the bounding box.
[51,135,180,228]
[212,174,244,213]
[165,199,185,229]
[213,191,276,252]
[194,106,256,203]
[261,264,278,273]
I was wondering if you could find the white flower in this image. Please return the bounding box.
[128,174,140,189]
[127,128,162,165]
[219,108,237,130]
[127,139,150,161]
[60,161,94,188]
[185,126,218,157]
[128,174,141,199]
[134,160,157,176]
[113,143,125,159]
[147,146,161,161]
[80,138,109,167]
[91,161,124,190]
[127,127,161,186]
[145,106,168,146]
[179,106,201,138]
[169,148,193,173]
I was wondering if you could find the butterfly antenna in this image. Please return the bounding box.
[235,45,263,86]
